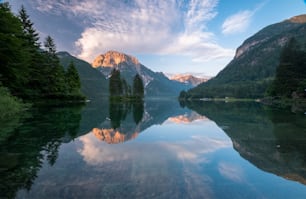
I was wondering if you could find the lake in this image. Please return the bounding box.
[1,99,306,199]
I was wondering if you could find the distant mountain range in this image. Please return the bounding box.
[57,51,194,99]
[92,51,190,97]
[185,14,306,99]
[169,74,209,86]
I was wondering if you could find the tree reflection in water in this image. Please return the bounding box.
[0,104,83,199]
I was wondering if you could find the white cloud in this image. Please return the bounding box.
[28,0,234,64]
[221,1,266,35]
[222,10,253,35]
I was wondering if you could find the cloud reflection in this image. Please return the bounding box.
[78,133,133,165]
[218,162,245,183]
[161,136,232,163]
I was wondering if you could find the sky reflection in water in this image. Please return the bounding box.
[12,102,306,199]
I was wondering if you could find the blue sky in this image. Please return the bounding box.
[7,0,306,77]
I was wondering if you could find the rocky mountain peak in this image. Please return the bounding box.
[170,74,209,86]
[288,14,306,24]
[92,50,139,68]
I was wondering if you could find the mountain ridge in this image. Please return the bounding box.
[185,14,306,99]
[57,51,109,99]
[91,51,191,97]
[170,74,209,86]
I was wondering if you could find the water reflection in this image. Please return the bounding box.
[87,99,189,144]
[0,104,83,199]
[2,99,306,198]
[185,101,306,185]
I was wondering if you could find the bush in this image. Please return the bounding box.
[0,86,25,119]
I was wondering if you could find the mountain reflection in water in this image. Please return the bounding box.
[185,101,306,185]
[1,99,306,198]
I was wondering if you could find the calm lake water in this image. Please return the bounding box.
[1,99,306,199]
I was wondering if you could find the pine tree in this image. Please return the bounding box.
[0,3,29,95]
[43,35,66,98]
[109,69,123,97]
[268,38,306,98]
[44,35,56,55]
[133,74,144,98]
[66,61,81,94]
[18,5,44,98]
[18,5,40,48]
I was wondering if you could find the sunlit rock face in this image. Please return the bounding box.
[92,51,139,68]
[92,128,139,144]
[170,74,209,87]
[91,51,190,96]
[288,14,306,24]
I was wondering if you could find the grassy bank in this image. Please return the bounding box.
[0,87,28,119]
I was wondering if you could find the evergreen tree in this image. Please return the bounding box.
[18,5,44,98]
[0,4,85,101]
[0,3,29,95]
[50,64,66,97]
[18,5,40,48]
[133,74,144,98]
[43,35,66,98]
[44,35,56,55]
[109,69,122,97]
[66,61,81,94]
[268,38,306,98]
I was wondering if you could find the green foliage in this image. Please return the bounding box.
[44,35,56,55]
[185,18,306,99]
[268,38,306,98]
[0,3,30,95]
[66,61,81,94]
[0,86,25,119]
[18,5,40,48]
[57,51,109,99]
[133,74,144,98]
[109,69,123,97]
[0,4,85,101]
[109,70,144,100]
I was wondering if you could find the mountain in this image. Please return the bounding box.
[57,52,109,99]
[185,101,306,185]
[170,74,209,87]
[78,98,189,144]
[92,51,189,97]
[186,14,306,99]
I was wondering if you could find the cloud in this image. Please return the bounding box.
[221,10,253,35]
[221,1,267,35]
[29,0,234,64]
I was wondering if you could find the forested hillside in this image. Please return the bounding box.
[183,15,306,99]
[0,3,83,103]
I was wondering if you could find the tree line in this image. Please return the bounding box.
[0,3,84,102]
[267,38,306,99]
[109,69,144,100]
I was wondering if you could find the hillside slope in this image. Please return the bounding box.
[92,51,189,97]
[57,52,109,99]
[186,14,306,99]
